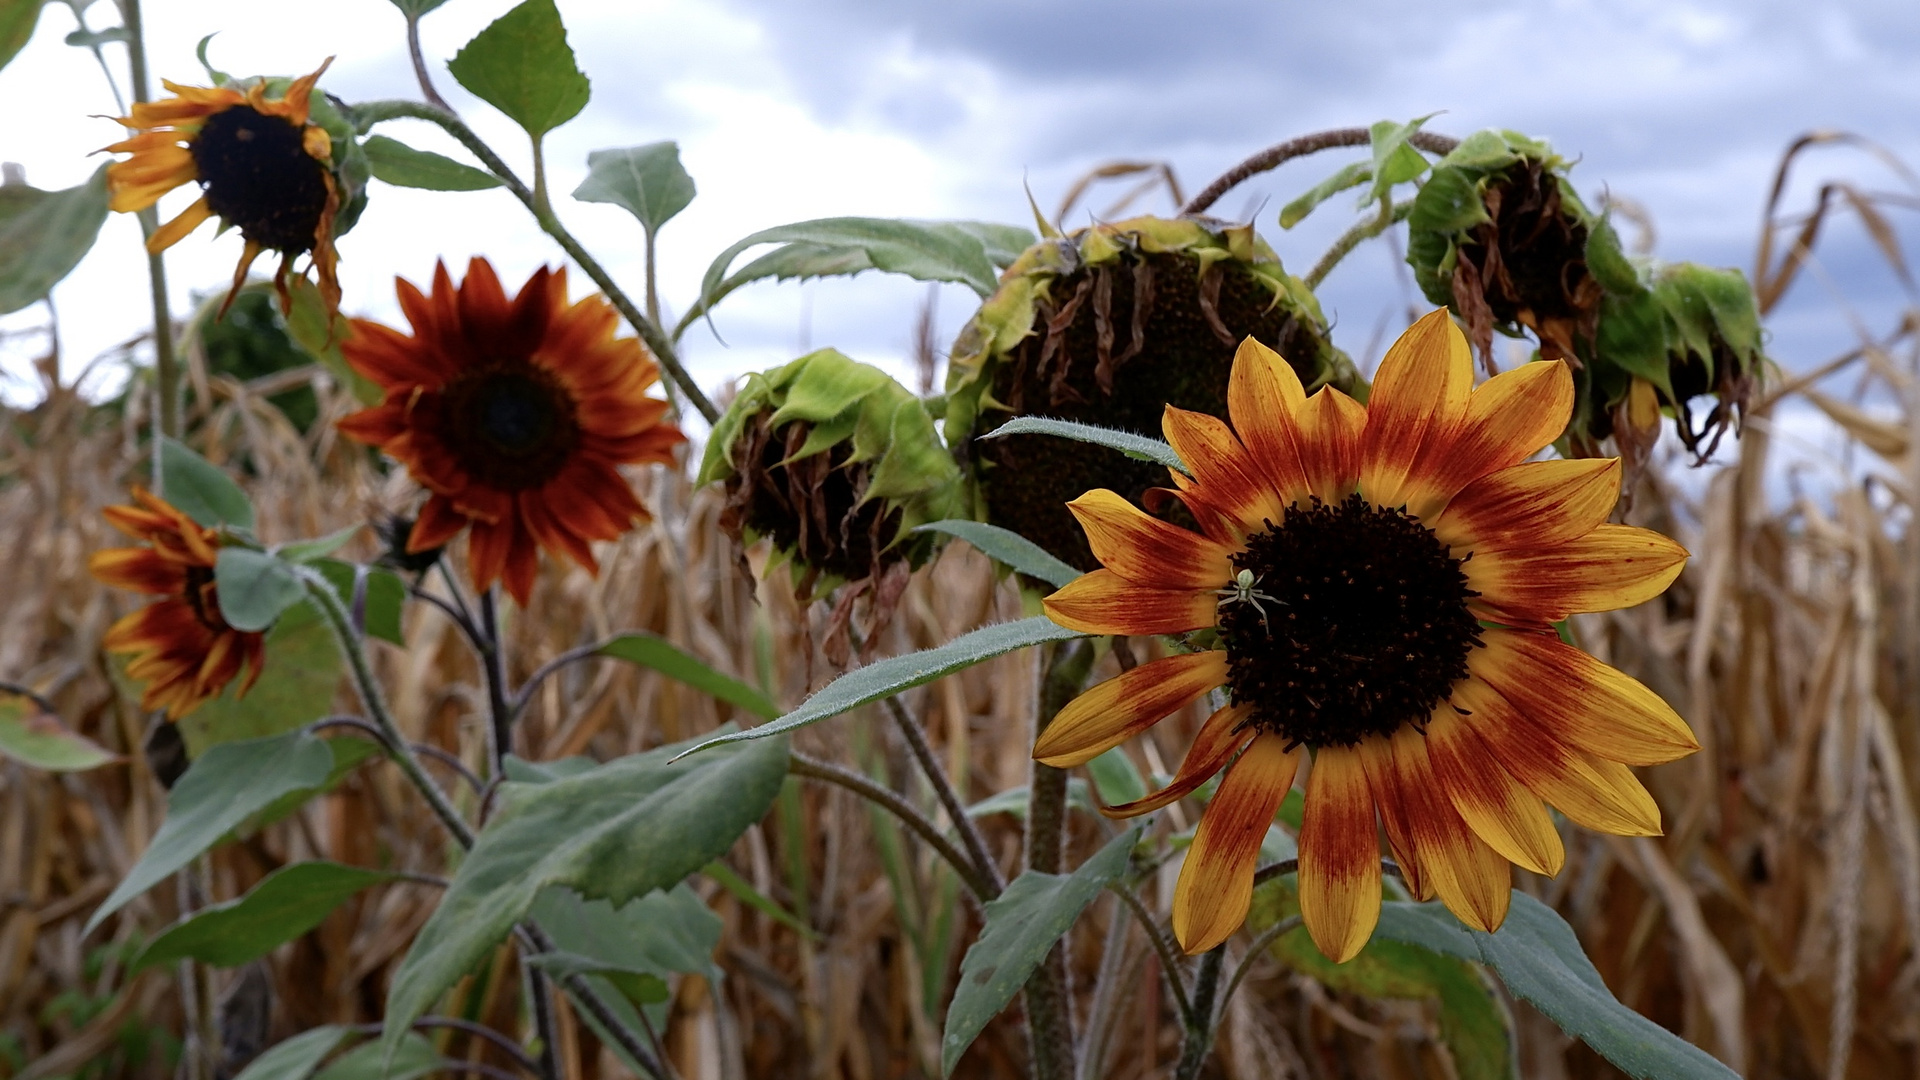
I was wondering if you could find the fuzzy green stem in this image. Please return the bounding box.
[118,0,180,442]
[350,100,719,423]
[885,695,1004,894]
[1024,639,1095,1080]
[403,15,452,112]
[1303,197,1411,291]
[789,752,999,903]
[1172,947,1225,1080]
[302,573,475,847]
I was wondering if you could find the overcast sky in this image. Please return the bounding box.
[4,0,1917,440]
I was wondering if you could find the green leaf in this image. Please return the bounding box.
[172,599,344,755]
[679,616,1086,756]
[133,861,398,972]
[1087,747,1146,805]
[157,436,253,530]
[531,882,723,1006]
[912,520,1080,589]
[86,731,334,935]
[572,142,695,237]
[529,949,669,1004]
[274,525,362,565]
[65,25,126,49]
[380,731,789,1060]
[361,134,500,191]
[241,736,382,834]
[1279,160,1372,229]
[966,778,1091,821]
[386,0,450,19]
[315,1033,441,1080]
[1251,879,1513,1080]
[945,221,1036,270]
[980,416,1189,473]
[0,688,117,771]
[695,218,1007,329]
[1375,892,1740,1080]
[1362,115,1437,206]
[283,277,381,405]
[941,828,1138,1075]
[1584,217,1642,296]
[228,1027,354,1080]
[0,0,46,76]
[0,164,109,314]
[597,633,778,720]
[446,0,589,140]
[214,549,306,632]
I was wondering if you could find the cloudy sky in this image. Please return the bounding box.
[4,0,1917,435]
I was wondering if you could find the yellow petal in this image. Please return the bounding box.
[1381,726,1512,932]
[1403,359,1574,521]
[1468,524,1689,625]
[1172,733,1301,953]
[1298,746,1381,963]
[1033,650,1227,767]
[1225,337,1313,507]
[1471,629,1701,766]
[1426,709,1565,876]
[1100,703,1255,818]
[1430,457,1621,552]
[1067,488,1235,589]
[1296,387,1366,503]
[1161,407,1286,539]
[1358,733,1430,899]
[1360,309,1471,510]
[1043,569,1218,636]
[146,195,214,253]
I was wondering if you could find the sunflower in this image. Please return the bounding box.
[105,59,342,316]
[336,257,685,606]
[89,487,265,721]
[1036,310,1698,962]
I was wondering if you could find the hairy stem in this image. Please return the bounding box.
[515,924,674,1080]
[1024,639,1095,1080]
[1171,947,1225,1080]
[885,695,1004,894]
[1303,197,1411,290]
[117,0,179,442]
[1181,127,1459,217]
[1220,915,1301,1012]
[788,752,1000,903]
[479,589,515,776]
[303,573,474,847]
[351,100,718,423]
[1105,883,1193,1025]
[404,14,452,112]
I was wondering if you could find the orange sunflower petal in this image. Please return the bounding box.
[1426,709,1565,876]
[1296,387,1367,502]
[1100,703,1255,818]
[1381,726,1512,932]
[1467,524,1689,625]
[1161,407,1285,538]
[1403,360,1574,521]
[1067,488,1235,589]
[88,548,185,595]
[146,195,215,253]
[1450,676,1663,835]
[1298,746,1381,964]
[1357,733,1430,900]
[1360,309,1472,511]
[1225,337,1313,508]
[1042,569,1217,636]
[501,518,540,607]
[1172,733,1301,953]
[1471,629,1701,766]
[1430,458,1622,552]
[1033,650,1228,767]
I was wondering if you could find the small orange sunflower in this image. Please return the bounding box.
[105,59,341,316]
[89,487,265,721]
[1036,309,1699,962]
[337,257,686,606]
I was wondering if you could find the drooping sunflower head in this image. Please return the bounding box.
[698,348,966,599]
[1036,310,1699,963]
[336,257,686,606]
[104,58,367,318]
[944,215,1359,571]
[88,487,265,720]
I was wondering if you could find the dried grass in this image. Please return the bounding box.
[3,136,1919,1079]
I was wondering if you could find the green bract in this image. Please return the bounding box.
[945,215,1356,570]
[698,349,965,593]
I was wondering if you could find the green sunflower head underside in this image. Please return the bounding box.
[699,348,966,584]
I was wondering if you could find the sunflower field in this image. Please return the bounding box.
[2,3,1918,1080]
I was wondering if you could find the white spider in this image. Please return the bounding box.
[1216,569,1283,623]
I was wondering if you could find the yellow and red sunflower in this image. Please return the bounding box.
[105,59,341,315]
[1036,309,1698,962]
[89,488,265,721]
[337,257,686,606]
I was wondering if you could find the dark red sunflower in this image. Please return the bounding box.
[89,488,265,720]
[336,257,685,605]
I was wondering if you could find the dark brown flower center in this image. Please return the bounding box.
[439,362,582,491]
[721,413,904,589]
[190,103,330,254]
[181,565,232,633]
[1217,494,1482,748]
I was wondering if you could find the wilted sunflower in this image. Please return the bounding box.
[1037,310,1698,962]
[105,59,343,315]
[89,488,265,721]
[337,257,685,606]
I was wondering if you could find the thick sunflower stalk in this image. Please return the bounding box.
[945,215,1359,569]
[1407,129,1765,462]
